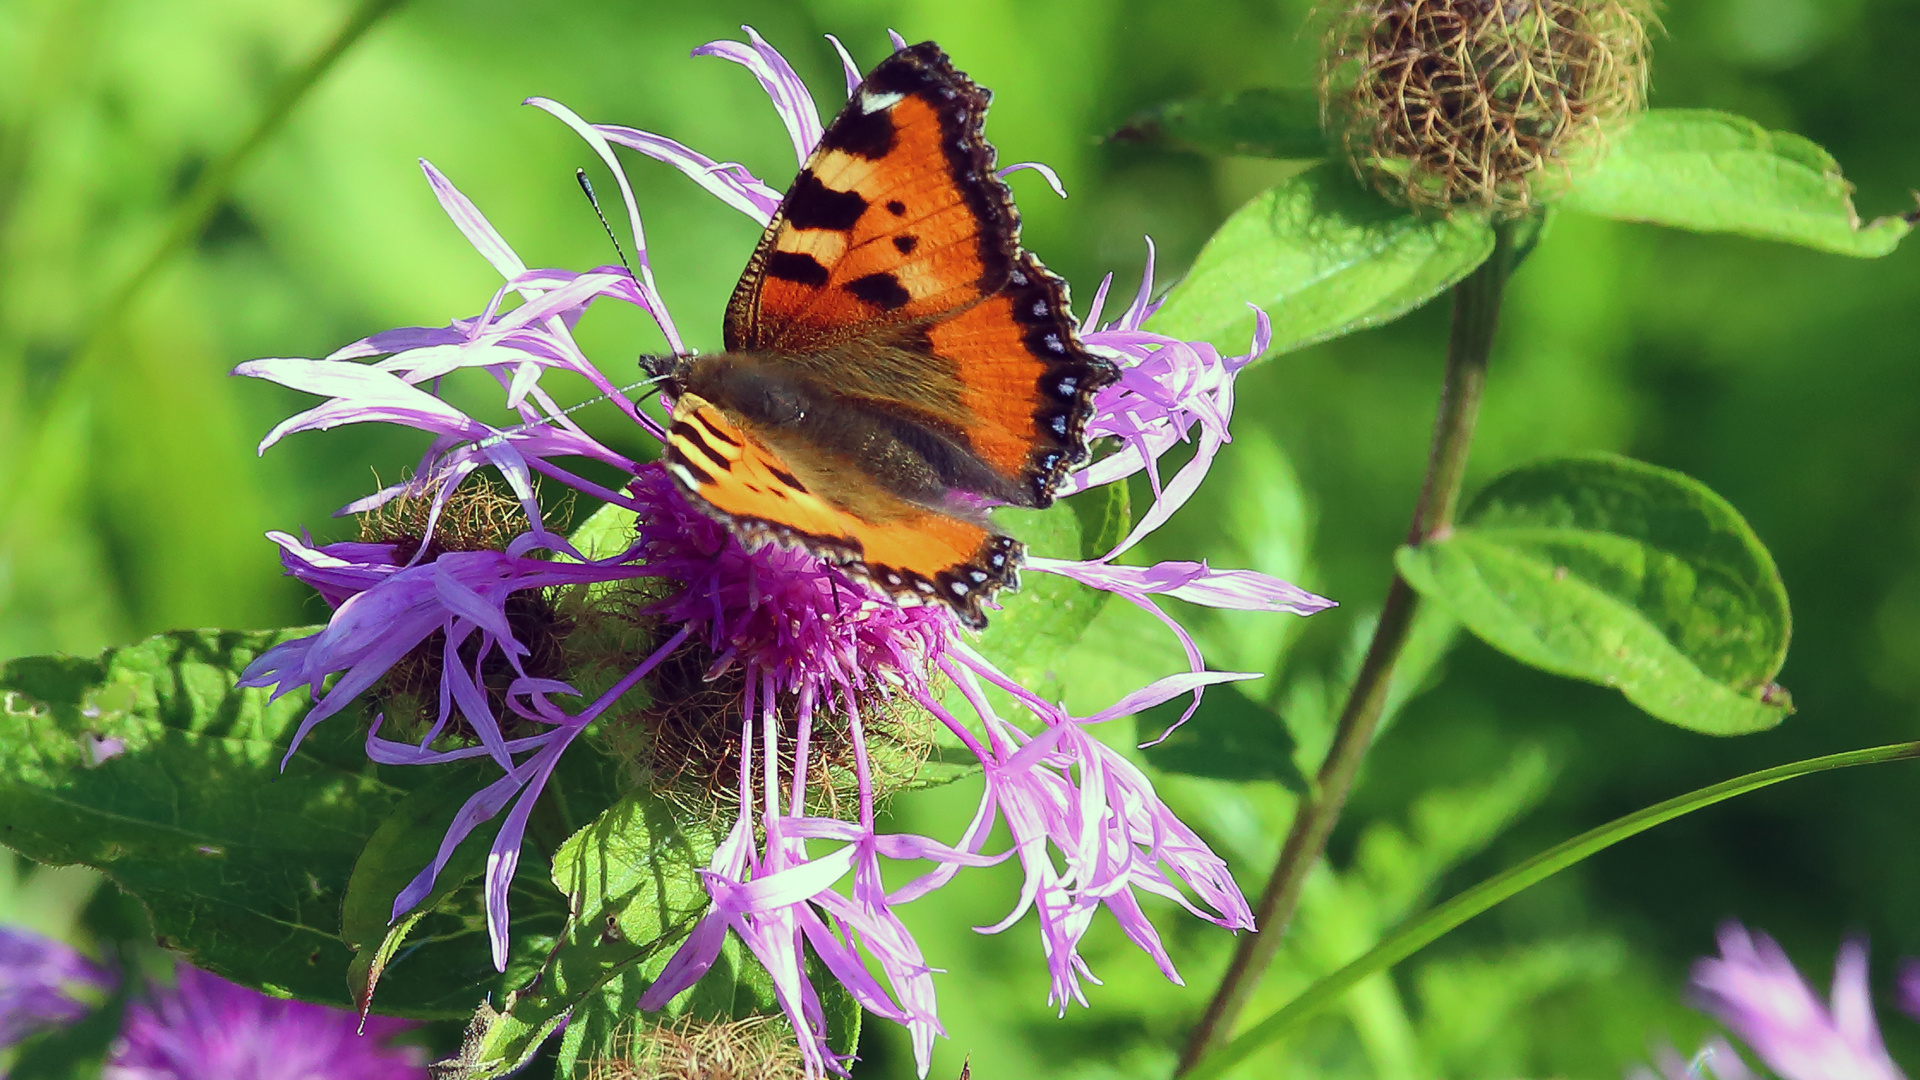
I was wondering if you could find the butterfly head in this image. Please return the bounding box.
[638,352,694,396]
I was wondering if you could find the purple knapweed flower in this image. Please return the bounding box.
[1900,959,1920,1023]
[104,966,424,1080]
[0,926,112,1051]
[1664,923,1908,1080]
[234,26,1332,1077]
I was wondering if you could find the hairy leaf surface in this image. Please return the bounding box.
[1396,455,1791,734]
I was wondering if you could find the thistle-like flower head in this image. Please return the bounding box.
[1321,0,1653,215]
[235,27,1333,1077]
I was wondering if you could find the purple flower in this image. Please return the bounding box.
[1899,959,1920,1023]
[1681,923,1907,1080]
[0,926,112,1050]
[104,966,423,1080]
[234,27,1332,1077]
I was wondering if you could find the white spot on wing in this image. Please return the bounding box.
[666,461,703,491]
[860,90,905,114]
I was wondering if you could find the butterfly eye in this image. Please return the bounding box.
[638,353,683,383]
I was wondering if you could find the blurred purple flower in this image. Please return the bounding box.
[1899,959,1920,1022]
[1681,923,1906,1080]
[234,26,1332,1077]
[104,966,423,1080]
[0,926,112,1050]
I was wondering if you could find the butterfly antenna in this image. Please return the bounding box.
[576,168,635,280]
[471,376,662,450]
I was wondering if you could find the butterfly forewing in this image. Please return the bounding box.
[724,44,1011,353]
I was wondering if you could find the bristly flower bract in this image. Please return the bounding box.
[1321,0,1652,216]
[235,27,1332,1077]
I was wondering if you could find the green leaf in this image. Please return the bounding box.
[898,743,993,793]
[1149,163,1494,359]
[0,629,400,1006]
[1182,739,1920,1080]
[456,786,863,1076]
[1395,454,1792,734]
[1157,425,1320,680]
[341,762,569,1019]
[455,791,763,1076]
[1109,87,1329,159]
[1138,682,1306,791]
[343,766,489,1017]
[1564,109,1914,257]
[570,500,639,561]
[975,481,1130,692]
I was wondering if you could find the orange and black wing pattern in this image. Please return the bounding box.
[662,394,1021,628]
[724,42,1117,509]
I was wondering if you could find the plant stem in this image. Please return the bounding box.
[1177,220,1522,1074]
[1181,739,1920,1080]
[0,0,409,521]
[121,0,410,329]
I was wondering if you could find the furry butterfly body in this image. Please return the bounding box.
[645,41,1115,629]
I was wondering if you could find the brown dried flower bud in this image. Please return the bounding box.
[585,1016,805,1080]
[1321,0,1653,215]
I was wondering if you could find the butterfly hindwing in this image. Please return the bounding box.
[664,393,1021,628]
[921,248,1107,506]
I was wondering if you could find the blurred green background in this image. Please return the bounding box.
[4,0,1919,1076]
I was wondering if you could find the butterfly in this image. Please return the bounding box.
[642,41,1117,630]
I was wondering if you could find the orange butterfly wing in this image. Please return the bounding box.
[724,42,1115,509]
[655,42,1116,627]
[663,395,1020,628]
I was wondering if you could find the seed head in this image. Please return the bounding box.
[1321,0,1653,215]
[585,1016,804,1080]
[359,480,575,742]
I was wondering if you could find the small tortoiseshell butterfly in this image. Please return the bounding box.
[642,42,1117,630]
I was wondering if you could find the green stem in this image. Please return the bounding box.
[99,0,408,341]
[1176,221,1522,1075]
[0,0,408,518]
[1181,739,1920,1080]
